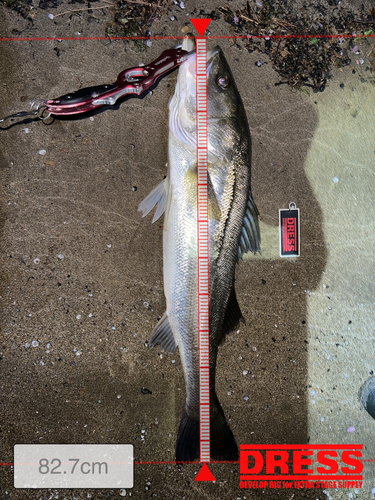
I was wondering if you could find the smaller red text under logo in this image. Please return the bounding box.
[240,445,363,490]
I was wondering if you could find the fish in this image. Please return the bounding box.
[138,38,260,462]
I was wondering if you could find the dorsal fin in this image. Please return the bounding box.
[218,287,244,345]
[238,191,261,260]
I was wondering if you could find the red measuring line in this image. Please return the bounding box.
[196,37,210,464]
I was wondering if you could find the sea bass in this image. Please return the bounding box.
[138,38,260,461]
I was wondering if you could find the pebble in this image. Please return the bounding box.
[76,315,81,320]
[243,370,249,375]
[24,128,30,133]
[119,490,126,497]
[57,254,64,260]
[145,40,152,48]
[38,149,47,156]
[243,396,249,401]
[117,394,121,399]
[179,1,185,8]
[333,176,339,183]
[169,15,175,21]
[347,426,355,433]
[31,340,39,347]
[47,13,54,19]
[311,389,316,396]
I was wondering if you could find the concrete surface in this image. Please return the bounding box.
[0,1,374,499]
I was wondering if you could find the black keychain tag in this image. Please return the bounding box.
[279,202,300,257]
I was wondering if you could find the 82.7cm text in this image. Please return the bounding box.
[39,458,109,475]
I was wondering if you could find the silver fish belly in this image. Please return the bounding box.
[138,40,260,461]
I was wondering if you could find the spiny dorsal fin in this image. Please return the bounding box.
[149,312,177,354]
[138,177,169,223]
[218,287,244,345]
[238,191,261,260]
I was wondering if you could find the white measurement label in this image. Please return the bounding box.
[196,37,210,464]
[14,444,133,488]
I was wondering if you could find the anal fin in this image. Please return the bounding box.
[149,312,177,354]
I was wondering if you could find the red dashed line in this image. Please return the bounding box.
[2,459,375,465]
[133,460,239,464]
[0,34,374,41]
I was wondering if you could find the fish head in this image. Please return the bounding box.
[170,39,247,160]
[206,46,241,120]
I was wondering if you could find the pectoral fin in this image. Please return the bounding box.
[138,177,169,223]
[184,164,221,221]
[237,191,261,260]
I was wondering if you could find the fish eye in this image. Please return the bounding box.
[217,75,230,89]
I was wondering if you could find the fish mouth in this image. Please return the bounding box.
[181,37,221,72]
[181,36,195,53]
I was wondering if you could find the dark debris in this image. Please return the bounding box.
[105,0,169,50]
[216,0,375,91]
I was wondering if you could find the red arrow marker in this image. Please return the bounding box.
[195,462,216,482]
[190,18,212,37]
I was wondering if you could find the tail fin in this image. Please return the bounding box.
[175,398,239,462]
[175,408,199,462]
[210,402,239,461]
